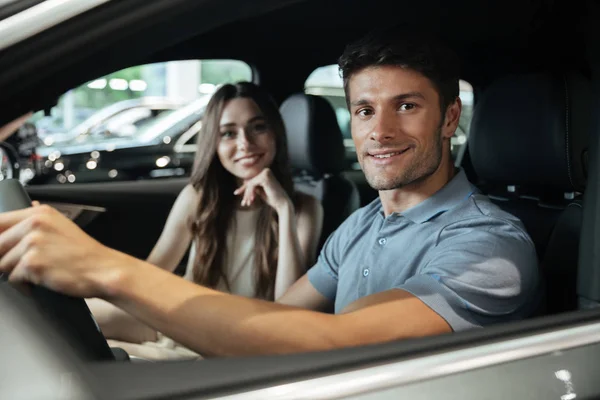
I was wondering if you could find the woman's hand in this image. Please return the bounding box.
[234,168,292,213]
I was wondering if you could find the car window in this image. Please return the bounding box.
[304,65,474,169]
[28,59,251,185]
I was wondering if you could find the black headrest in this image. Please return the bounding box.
[280,93,347,176]
[469,72,591,193]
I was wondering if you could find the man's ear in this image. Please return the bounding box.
[441,97,462,139]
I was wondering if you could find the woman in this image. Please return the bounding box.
[90,82,323,359]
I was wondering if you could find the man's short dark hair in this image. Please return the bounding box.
[338,27,460,112]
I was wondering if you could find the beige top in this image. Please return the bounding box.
[184,207,261,298]
[126,208,263,361]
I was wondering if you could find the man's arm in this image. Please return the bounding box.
[0,206,450,357]
[276,274,333,312]
[107,257,450,356]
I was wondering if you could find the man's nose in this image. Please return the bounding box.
[370,114,397,142]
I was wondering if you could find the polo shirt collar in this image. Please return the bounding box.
[386,169,477,224]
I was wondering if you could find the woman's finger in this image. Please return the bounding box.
[241,185,250,207]
[233,184,246,196]
[245,182,261,207]
[243,185,254,207]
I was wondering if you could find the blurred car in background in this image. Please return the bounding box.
[33,96,209,184]
[38,97,185,147]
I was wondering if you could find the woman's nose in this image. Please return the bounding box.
[237,130,250,150]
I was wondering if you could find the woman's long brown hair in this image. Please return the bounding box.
[188,82,294,300]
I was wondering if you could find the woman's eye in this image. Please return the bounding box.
[220,131,235,138]
[399,103,416,111]
[249,123,269,134]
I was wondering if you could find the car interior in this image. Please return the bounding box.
[2,0,600,398]
[467,72,591,315]
[280,92,360,253]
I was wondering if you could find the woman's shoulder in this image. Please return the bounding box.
[179,183,201,203]
[171,184,201,217]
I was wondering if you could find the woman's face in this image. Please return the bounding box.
[216,97,277,182]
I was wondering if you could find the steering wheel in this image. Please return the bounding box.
[0,179,115,362]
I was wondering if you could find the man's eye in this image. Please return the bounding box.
[399,103,416,111]
[357,109,373,117]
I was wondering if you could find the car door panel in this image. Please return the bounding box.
[26,179,188,261]
[82,314,600,399]
[43,201,107,229]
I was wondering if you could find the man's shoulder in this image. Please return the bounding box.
[438,193,534,246]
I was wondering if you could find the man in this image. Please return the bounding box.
[0,29,538,356]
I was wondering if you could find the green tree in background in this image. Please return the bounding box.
[74,66,144,111]
[30,60,252,133]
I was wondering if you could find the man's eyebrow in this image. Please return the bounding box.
[393,92,426,101]
[350,99,371,107]
[350,92,426,108]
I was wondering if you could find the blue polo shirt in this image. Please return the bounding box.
[307,170,539,330]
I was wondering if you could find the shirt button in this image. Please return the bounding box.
[378,237,387,246]
[363,268,370,277]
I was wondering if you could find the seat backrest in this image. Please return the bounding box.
[469,72,591,316]
[280,93,360,254]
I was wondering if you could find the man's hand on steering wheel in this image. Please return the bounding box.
[0,205,131,298]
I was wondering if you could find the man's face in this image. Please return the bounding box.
[348,65,459,191]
